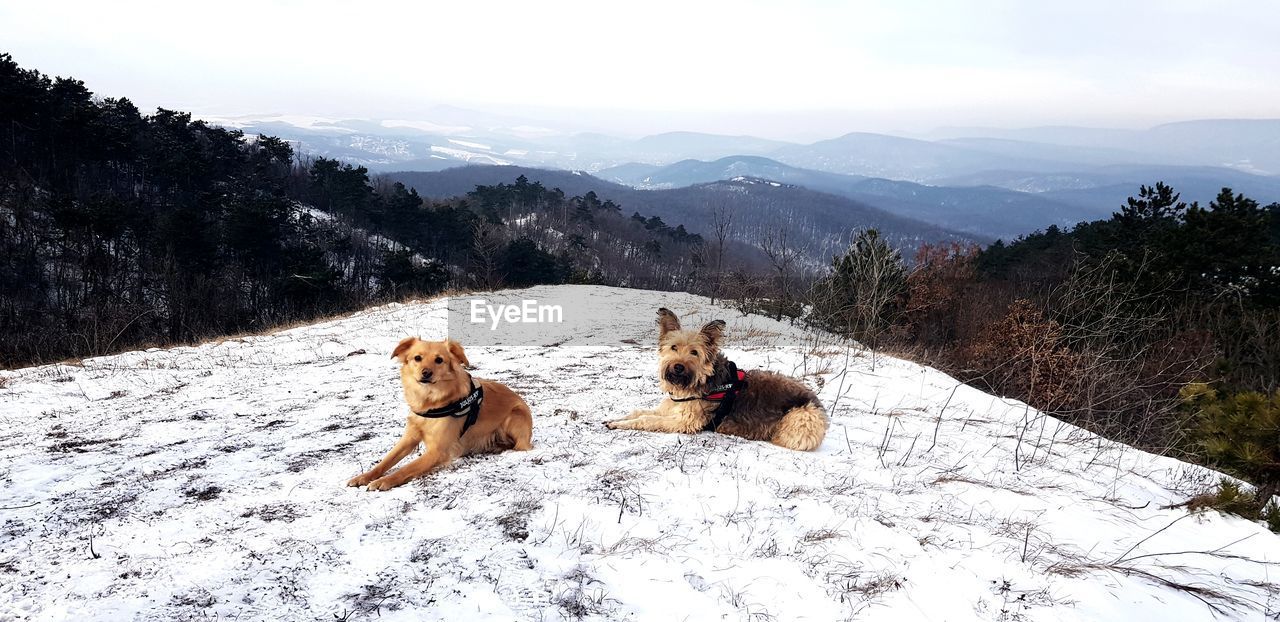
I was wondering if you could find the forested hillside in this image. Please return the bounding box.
[597,155,1103,240]
[390,165,983,261]
[0,55,705,368]
[801,183,1280,523]
[1,53,339,366]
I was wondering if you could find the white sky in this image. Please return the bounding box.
[2,0,1278,140]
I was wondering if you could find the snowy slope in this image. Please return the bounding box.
[1,285,1277,621]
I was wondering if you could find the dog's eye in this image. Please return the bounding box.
[670,345,677,351]
[691,350,699,357]
[434,356,444,364]
[413,355,422,362]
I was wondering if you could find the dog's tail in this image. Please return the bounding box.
[772,399,829,451]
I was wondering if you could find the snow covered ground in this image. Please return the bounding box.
[2,285,1278,621]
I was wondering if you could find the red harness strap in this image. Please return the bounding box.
[703,369,748,401]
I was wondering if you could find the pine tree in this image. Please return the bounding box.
[378,249,448,296]
[1116,182,1187,227]
[500,238,567,287]
[811,229,907,346]
[1187,383,1280,509]
[1176,188,1277,302]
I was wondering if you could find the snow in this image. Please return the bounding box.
[730,176,784,188]
[294,204,434,271]
[503,126,562,139]
[429,145,511,166]
[380,119,473,136]
[200,114,357,135]
[447,139,493,151]
[347,136,413,160]
[2,285,1278,621]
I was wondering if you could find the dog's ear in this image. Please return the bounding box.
[656,308,681,337]
[699,320,726,347]
[446,340,471,368]
[391,337,417,362]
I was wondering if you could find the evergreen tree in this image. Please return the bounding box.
[500,238,568,287]
[1187,383,1280,510]
[378,249,449,295]
[1176,188,1278,301]
[1116,182,1187,229]
[811,229,907,346]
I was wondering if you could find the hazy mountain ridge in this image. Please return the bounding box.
[769,131,1085,182]
[941,164,1280,210]
[388,166,984,261]
[210,113,1280,241]
[936,137,1184,167]
[927,119,1280,175]
[598,153,1280,239]
[215,113,1280,179]
[212,116,806,173]
[599,156,1101,239]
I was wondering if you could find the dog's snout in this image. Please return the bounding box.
[420,370,433,381]
[664,363,692,387]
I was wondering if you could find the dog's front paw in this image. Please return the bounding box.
[606,410,653,429]
[366,477,400,491]
[346,473,375,487]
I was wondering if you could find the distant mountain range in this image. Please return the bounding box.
[926,119,1280,175]
[597,156,1104,240]
[595,155,1280,240]
[769,132,1081,181]
[940,164,1280,212]
[207,115,795,173]
[388,166,984,262]
[208,113,1280,176]
[208,112,1280,240]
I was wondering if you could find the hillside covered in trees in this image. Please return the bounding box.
[0,55,706,368]
[802,182,1280,522]
[389,165,982,261]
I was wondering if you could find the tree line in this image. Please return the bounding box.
[0,54,704,367]
[799,183,1280,523]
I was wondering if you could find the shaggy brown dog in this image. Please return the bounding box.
[605,308,828,450]
[346,337,533,491]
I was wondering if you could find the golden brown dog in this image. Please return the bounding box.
[605,308,828,450]
[347,337,533,491]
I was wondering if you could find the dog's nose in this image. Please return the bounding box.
[421,370,433,381]
[673,363,685,373]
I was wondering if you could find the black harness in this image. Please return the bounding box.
[670,361,749,432]
[413,380,483,437]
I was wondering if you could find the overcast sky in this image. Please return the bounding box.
[2,0,1277,140]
